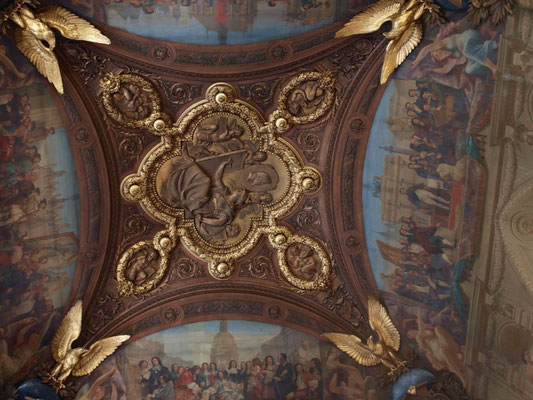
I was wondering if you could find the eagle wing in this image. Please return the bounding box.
[15,27,63,94]
[368,297,401,350]
[381,20,423,84]
[335,0,403,37]
[322,333,381,366]
[50,300,82,362]
[71,335,130,377]
[37,6,110,44]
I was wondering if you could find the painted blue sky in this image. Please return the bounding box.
[143,320,284,362]
[362,82,395,290]
[36,127,81,237]
[104,2,335,45]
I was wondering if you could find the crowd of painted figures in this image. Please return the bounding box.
[0,90,78,397]
[135,354,322,400]
[0,92,58,322]
[0,91,63,386]
[381,79,477,311]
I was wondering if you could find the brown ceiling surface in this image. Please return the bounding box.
[52,21,387,345]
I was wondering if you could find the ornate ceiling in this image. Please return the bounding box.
[1,1,532,400]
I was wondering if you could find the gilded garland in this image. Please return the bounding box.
[100,71,336,295]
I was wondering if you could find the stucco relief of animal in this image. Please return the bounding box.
[336,0,442,84]
[323,297,407,377]
[3,1,110,93]
[47,300,129,390]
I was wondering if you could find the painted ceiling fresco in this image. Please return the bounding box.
[76,320,392,400]
[0,0,532,400]
[0,37,81,388]
[62,0,367,45]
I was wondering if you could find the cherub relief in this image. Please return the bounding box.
[124,248,158,285]
[190,117,245,158]
[286,243,321,281]
[288,81,326,117]
[112,83,152,120]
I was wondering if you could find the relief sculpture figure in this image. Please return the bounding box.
[112,83,153,120]
[286,243,321,281]
[190,117,245,158]
[124,247,159,285]
[160,145,272,244]
[288,81,325,116]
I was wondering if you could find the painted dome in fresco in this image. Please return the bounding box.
[59,0,368,45]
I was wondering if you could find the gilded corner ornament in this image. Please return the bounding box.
[335,0,443,85]
[0,0,111,93]
[323,297,408,383]
[44,301,129,392]
[100,72,337,295]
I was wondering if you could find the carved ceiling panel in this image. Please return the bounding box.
[4,1,531,399]
[43,22,386,345]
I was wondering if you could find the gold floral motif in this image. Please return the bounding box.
[101,73,336,294]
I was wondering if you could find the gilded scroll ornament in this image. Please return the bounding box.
[335,0,444,85]
[100,72,336,294]
[0,0,110,93]
[43,301,129,391]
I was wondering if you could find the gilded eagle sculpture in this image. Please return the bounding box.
[336,0,442,84]
[1,0,110,93]
[323,297,407,377]
[46,300,129,390]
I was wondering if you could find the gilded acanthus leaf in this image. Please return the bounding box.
[46,300,129,390]
[323,297,406,377]
[335,0,403,37]
[335,0,442,84]
[4,4,110,94]
[382,21,422,84]
[50,300,82,363]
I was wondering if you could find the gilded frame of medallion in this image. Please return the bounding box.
[100,72,336,296]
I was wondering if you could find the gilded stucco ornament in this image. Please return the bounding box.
[337,0,519,85]
[43,301,129,392]
[335,0,444,85]
[323,297,408,380]
[100,72,336,295]
[0,0,111,93]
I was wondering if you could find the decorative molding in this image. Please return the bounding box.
[182,300,264,317]
[239,246,276,280]
[498,177,533,296]
[239,79,281,109]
